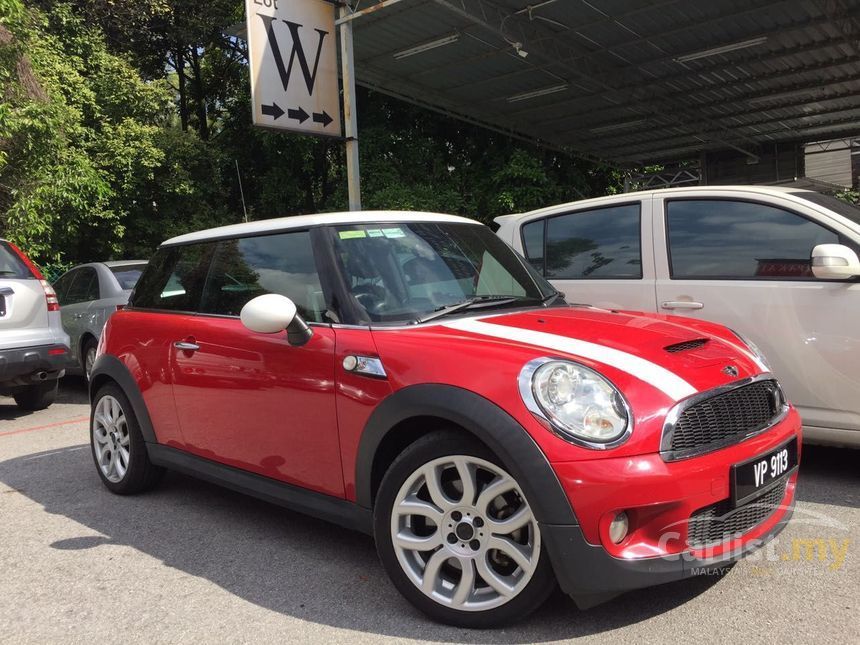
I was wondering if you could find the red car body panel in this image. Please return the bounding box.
[103,301,800,564]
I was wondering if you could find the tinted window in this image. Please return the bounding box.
[109,263,147,290]
[64,267,98,305]
[521,220,545,273]
[789,191,860,226]
[544,204,642,279]
[200,231,325,322]
[131,244,213,311]
[667,200,839,280]
[0,242,33,279]
[53,271,75,303]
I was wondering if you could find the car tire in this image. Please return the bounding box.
[374,430,555,628]
[90,383,164,494]
[82,337,98,380]
[13,380,58,411]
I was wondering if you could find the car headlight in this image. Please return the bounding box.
[731,330,771,371]
[519,358,632,449]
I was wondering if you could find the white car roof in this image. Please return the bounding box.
[501,185,817,223]
[163,211,480,246]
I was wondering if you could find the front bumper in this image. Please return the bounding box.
[541,408,801,605]
[542,495,793,607]
[0,344,71,387]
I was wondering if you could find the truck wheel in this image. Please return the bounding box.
[13,380,58,411]
[91,383,164,494]
[374,431,555,628]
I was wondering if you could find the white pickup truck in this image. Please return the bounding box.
[496,185,860,448]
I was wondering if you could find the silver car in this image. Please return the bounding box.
[53,261,147,378]
[1,239,71,410]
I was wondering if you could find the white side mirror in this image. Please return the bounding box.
[811,244,860,280]
[240,294,297,334]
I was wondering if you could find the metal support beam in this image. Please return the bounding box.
[339,3,361,211]
[335,0,408,26]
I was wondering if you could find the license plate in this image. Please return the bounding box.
[731,437,798,507]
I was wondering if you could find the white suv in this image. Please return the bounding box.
[496,186,860,448]
[0,239,71,410]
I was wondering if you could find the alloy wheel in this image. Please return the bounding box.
[92,395,130,483]
[390,455,540,612]
[85,347,97,380]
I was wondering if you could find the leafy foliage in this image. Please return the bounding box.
[1,0,616,266]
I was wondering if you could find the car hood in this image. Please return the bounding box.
[424,306,766,403]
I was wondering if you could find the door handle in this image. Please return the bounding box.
[661,301,704,310]
[173,341,200,352]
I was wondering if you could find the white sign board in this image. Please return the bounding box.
[245,0,342,137]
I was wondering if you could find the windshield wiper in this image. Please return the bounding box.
[413,295,528,324]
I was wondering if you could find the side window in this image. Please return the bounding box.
[521,220,545,273]
[53,271,76,305]
[64,267,98,305]
[200,231,325,323]
[666,200,840,280]
[544,204,642,279]
[131,244,213,311]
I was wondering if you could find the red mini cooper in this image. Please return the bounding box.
[90,212,800,627]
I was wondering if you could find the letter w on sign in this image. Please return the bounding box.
[245,0,342,137]
[258,16,327,96]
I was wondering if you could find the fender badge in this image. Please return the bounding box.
[722,365,739,377]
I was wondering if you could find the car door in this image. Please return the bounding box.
[169,229,343,497]
[57,267,99,364]
[653,191,860,436]
[516,197,656,311]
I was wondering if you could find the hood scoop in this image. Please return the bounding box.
[664,338,709,353]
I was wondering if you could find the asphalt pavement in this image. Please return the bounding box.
[0,378,857,644]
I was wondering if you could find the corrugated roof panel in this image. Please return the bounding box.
[348,0,860,162]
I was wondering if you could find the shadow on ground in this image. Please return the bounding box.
[795,444,859,509]
[0,443,727,643]
[0,376,89,421]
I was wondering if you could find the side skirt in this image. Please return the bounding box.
[147,444,373,535]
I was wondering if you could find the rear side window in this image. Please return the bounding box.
[200,231,325,322]
[0,242,34,279]
[62,267,99,305]
[521,220,545,273]
[109,264,147,290]
[540,204,642,279]
[667,200,839,280]
[132,244,213,311]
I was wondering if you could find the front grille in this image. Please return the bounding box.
[665,338,708,353]
[687,481,787,548]
[667,380,782,457]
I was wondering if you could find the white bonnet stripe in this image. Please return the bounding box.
[443,318,697,401]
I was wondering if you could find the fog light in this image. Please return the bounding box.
[609,511,629,544]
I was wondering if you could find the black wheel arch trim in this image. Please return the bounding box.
[355,383,578,526]
[89,354,157,443]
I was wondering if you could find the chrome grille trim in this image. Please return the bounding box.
[660,373,789,462]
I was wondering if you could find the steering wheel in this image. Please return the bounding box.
[353,283,390,315]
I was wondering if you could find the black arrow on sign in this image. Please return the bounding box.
[288,106,309,123]
[261,102,284,120]
[313,110,333,127]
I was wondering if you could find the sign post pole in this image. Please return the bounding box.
[338,4,362,211]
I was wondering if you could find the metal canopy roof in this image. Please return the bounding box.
[345,0,860,164]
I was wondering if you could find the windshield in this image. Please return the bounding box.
[790,191,860,226]
[109,263,147,290]
[332,222,557,324]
